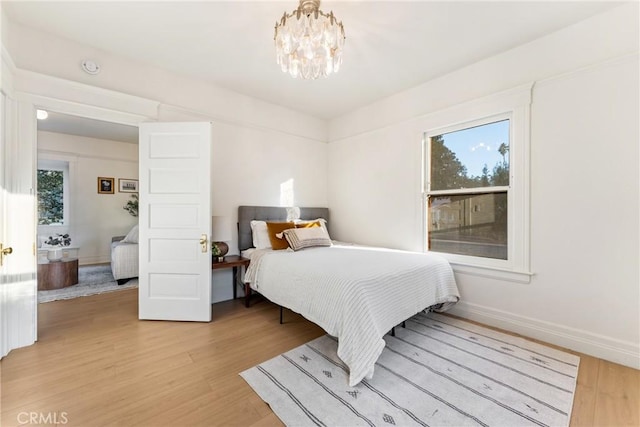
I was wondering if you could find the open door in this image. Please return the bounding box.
[0,94,37,357]
[138,122,212,322]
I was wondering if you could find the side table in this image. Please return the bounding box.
[38,258,79,290]
[212,255,250,300]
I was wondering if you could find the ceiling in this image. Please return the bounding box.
[4,1,622,121]
[37,111,139,144]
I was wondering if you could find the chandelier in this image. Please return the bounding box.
[274,0,346,80]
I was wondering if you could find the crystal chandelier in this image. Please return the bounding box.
[274,0,345,80]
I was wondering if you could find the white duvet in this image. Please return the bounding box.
[245,243,460,386]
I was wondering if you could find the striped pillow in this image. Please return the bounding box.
[283,227,331,251]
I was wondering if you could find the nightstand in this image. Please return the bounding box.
[212,255,250,300]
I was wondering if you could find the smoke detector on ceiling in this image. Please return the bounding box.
[81,60,100,75]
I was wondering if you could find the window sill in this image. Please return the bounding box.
[449,261,533,284]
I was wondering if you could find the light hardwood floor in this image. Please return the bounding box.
[1,289,638,426]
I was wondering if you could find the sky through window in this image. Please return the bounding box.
[439,120,509,178]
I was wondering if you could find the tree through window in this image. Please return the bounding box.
[37,167,66,225]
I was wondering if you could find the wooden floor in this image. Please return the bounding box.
[1,290,638,427]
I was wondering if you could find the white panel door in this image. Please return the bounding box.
[139,122,212,321]
[0,94,37,358]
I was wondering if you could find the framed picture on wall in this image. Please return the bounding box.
[118,178,139,193]
[97,177,115,194]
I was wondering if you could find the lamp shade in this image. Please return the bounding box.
[286,206,300,222]
[211,216,232,242]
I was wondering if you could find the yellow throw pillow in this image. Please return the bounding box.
[295,220,321,228]
[266,222,295,250]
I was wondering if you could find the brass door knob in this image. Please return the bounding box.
[199,234,208,253]
[0,244,13,267]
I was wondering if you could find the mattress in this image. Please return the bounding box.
[245,243,460,386]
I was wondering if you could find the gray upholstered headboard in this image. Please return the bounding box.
[238,205,330,251]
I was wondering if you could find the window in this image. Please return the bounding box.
[428,119,510,260]
[422,84,532,281]
[37,160,69,226]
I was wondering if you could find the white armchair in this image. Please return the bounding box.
[111,225,139,285]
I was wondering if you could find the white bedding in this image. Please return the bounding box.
[240,248,257,260]
[244,243,460,386]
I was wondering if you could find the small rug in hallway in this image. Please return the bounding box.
[38,264,137,303]
[241,312,579,427]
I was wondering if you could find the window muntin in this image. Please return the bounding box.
[427,119,510,260]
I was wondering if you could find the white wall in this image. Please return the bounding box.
[37,131,138,265]
[210,121,328,301]
[328,3,639,368]
[5,2,637,367]
[157,106,329,302]
[4,19,329,303]
[4,20,326,143]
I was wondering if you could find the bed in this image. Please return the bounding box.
[238,205,460,386]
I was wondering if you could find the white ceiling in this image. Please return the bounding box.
[4,1,622,121]
[37,111,139,144]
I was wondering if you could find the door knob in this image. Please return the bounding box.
[0,243,13,267]
[199,234,208,253]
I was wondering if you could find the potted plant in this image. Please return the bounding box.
[44,233,71,262]
[44,234,71,247]
[123,194,138,217]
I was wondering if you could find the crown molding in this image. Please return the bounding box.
[14,68,159,121]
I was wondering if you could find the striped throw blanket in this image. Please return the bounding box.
[245,244,460,386]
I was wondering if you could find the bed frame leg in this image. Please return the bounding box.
[244,283,251,308]
[279,306,283,324]
[388,322,406,336]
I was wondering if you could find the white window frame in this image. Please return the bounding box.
[421,84,533,283]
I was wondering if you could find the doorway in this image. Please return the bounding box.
[35,110,139,302]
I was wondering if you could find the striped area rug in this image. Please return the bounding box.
[241,312,579,426]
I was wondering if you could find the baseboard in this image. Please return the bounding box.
[447,301,640,370]
[79,255,110,266]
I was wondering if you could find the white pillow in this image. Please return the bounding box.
[122,224,139,243]
[250,220,271,249]
[283,227,332,251]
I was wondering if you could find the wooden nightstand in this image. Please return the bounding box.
[212,255,250,300]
